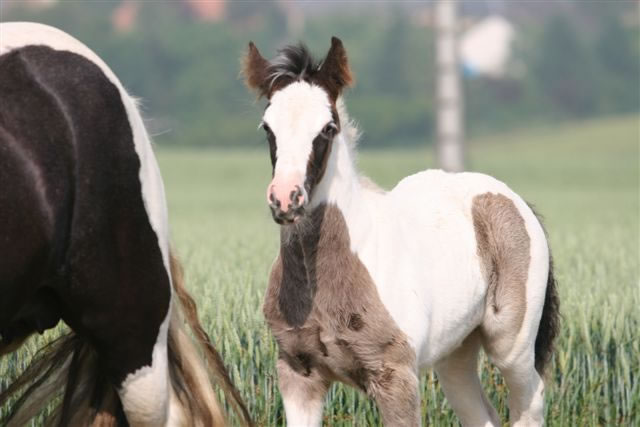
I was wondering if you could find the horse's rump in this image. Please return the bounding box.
[0,24,251,425]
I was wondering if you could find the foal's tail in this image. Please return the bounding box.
[0,252,252,426]
[532,208,560,375]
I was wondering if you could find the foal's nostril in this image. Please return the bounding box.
[288,185,304,209]
[289,185,303,208]
[269,192,281,209]
[268,184,305,224]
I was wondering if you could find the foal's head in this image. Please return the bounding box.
[243,37,353,225]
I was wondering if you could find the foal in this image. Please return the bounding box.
[244,38,559,426]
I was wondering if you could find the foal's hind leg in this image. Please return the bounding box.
[473,191,548,426]
[482,306,545,427]
[482,327,544,427]
[435,330,500,427]
[480,267,547,427]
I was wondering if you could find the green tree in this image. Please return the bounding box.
[532,14,598,117]
[595,12,640,113]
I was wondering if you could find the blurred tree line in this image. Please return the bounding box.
[4,1,638,148]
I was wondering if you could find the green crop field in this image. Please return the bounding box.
[1,115,638,425]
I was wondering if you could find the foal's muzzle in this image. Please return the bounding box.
[269,185,306,224]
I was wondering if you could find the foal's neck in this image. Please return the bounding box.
[310,130,361,213]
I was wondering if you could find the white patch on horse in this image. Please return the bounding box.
[1,22,175,425]
[118,310,171,424]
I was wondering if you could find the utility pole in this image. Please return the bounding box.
[435,0,464,172]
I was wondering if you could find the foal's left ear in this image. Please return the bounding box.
[318,37,353,100]
[242,41,270,98]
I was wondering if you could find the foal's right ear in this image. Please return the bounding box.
[318,37,353,100]
[242,42,270,98]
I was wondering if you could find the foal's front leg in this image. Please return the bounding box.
[277,358,330,426]
[368,363,421,426]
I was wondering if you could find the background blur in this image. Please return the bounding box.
[1,1,639,425]
[2,0,638,148]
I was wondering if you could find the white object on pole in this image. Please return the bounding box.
[460,15,515,78]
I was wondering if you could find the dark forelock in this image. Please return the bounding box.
[267,43,322,91]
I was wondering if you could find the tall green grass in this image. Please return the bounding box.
[2,115,638,425]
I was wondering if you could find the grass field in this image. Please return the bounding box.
[2,115,639,425]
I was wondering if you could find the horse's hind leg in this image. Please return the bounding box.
[435,330,500,427]
[75,285,174,426]
[116,307,174,426]
[62,240,174,425]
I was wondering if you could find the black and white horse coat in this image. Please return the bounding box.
[0,22,249,426]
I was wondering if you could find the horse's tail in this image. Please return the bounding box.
[167,250,253,426]
[0,331,128,426]
[0,251,252,426]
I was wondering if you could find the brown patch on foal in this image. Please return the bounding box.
[472,192,531,359]
[264,204,419,425]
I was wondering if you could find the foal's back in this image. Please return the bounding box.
[361,169,541,364]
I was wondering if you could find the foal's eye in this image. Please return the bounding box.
[321,123,337,139]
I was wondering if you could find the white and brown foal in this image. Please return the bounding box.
[244,38,559,426]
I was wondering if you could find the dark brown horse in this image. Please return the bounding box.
[0,22,251,426]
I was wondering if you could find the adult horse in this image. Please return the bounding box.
[0,22,251,426]
[243,38,559,426]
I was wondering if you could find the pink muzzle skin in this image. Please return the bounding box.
[267,173,305,214]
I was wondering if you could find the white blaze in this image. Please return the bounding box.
[263,81,333,183]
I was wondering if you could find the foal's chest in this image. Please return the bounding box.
[263,204,414,389]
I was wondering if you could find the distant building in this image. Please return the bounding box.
[1,0,57,12]
[183,0,225,22]
[112,0,140,33]
[111,0,226,33]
